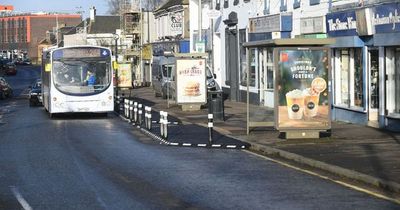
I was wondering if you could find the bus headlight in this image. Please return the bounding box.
[53,97,57,101]
[108,96,112,101]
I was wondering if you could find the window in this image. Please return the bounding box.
[264,0,270,15]
[335,48,364,109]
[293,0,301,9]
[310,0,320,5]
[280,0,287,12]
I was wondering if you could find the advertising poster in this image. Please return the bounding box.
[176,58,206,104]
[275,48,330,130]
[117,63,132,88]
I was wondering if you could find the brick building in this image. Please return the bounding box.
[0,6,81,63]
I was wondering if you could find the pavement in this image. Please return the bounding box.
[118,87,400,196]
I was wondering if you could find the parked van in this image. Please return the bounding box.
[151,55,220,99]
[152,56,175,99]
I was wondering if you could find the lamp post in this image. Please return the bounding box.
[113,33,120,96]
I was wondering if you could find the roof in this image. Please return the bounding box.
[155,0,188,13]
[88,16,120,34]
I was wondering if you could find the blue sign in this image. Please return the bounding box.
[326,10,358,37]
[374,3,400,33]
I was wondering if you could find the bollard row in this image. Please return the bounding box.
[145,106,152,130]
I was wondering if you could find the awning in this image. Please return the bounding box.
[243,38,336,48]
[374,33,400,46]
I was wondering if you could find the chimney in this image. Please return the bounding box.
[90,6,96,22]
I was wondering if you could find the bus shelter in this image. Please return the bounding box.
[243,38,335,138]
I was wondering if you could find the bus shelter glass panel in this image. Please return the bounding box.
[247,47,275,134]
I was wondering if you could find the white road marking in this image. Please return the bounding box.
[197,144,207,147]
[182,143,192,146]
[226,145,237,149]
[211,144,222,148]
[10,186,33,210]
[170,143,179,146]
[243,150,400,205]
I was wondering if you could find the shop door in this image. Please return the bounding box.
[259,48,274,107]
[225,28,239,101]
[368,49,379,126]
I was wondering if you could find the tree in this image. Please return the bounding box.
[107,0,121,15]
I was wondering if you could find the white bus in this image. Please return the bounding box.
[41,46,114,117]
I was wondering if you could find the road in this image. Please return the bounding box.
[0,66,398,209]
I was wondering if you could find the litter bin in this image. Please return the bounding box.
[208,90,225,121]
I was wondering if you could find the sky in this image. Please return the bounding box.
[1,0,110,17]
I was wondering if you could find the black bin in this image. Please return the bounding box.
[208,90,225,121]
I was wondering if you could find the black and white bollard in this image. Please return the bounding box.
[160,111,164,137]
[163,111,168,140]
[124,99,129,118]
[129,100,134,122]
[147,107,152,130]
[119,97,124,114]
[138,104,143,126]
[208,114,213,145]
[134,102,138,124]
[116,96,120,112]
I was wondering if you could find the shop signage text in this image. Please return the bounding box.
[326,10,358,37]
[374,3,400,33]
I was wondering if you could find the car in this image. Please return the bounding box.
[0,77,13,99]
[22,58,31,65]
[5,62,17,75]
[29,79,42,106]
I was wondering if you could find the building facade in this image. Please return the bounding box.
[0,7,81,63]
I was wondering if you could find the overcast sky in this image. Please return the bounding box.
[2,0,109,17]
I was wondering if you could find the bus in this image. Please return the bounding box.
[41,46,114,117]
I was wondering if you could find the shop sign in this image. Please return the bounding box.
[326,10,358,37]
[249,13,293,33]
[274,47,331,131]
[176,58,206,104]
[300,16,326,35]
[117,63,132,88]
[170,12,183,35]
[373,2,400,33]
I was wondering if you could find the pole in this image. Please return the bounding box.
[114,35,119,97]
[198,0,202,42]
[208,114,213,145]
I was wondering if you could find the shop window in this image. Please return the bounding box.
[335,48,364,109]
[386,48,400,117]
[216,0,221,10]
[249,49,256,87]
[224,0,228,8]
[234,0,239,6]
[239,29,248,86]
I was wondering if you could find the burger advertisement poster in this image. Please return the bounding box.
[176,58,207,104]
[117,63,132,88]
[274,47,331,130]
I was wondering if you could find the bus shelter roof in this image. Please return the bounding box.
[243,38,336,48]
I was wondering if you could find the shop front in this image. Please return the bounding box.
[373,2,400,131]
[326,9,373,126]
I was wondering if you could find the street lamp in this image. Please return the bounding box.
[113,33,120,96]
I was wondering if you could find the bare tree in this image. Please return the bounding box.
[107,0,121,15]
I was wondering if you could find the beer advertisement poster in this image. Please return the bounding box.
[176,58,206,104]
[117,63,132,88]
[274,47,331,130]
